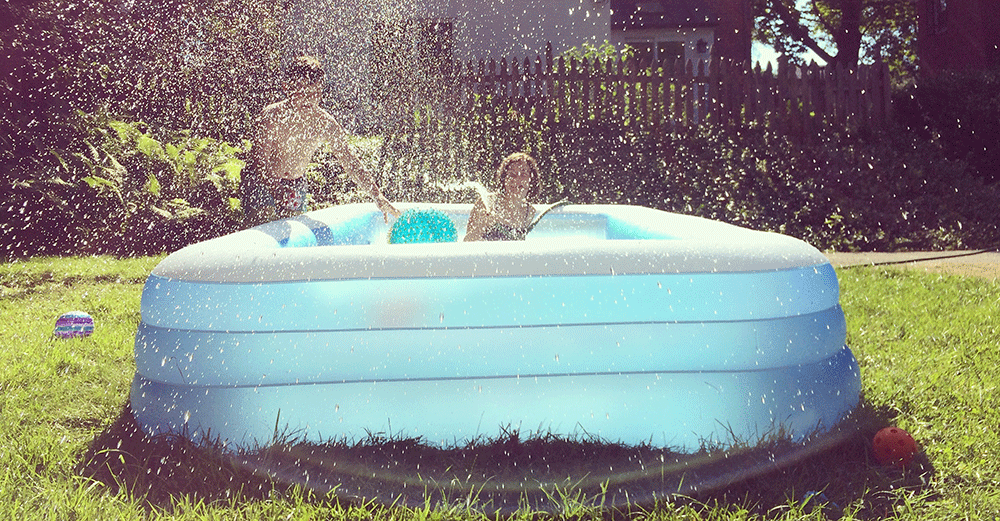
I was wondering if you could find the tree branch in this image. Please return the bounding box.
[811,0,836,37]
[769,0,837,63]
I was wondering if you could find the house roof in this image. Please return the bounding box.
[611,0,720,30]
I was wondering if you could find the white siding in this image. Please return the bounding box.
[444,0,612,60]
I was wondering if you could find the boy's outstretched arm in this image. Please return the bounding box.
[324,116,401,222]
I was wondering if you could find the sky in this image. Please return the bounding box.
[750,0,831,70]
[752,41,828,69]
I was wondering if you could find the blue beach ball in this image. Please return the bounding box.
[54,311,95,339]
[388,209,458,244]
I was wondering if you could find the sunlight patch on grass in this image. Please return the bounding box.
[839,267,1000,517]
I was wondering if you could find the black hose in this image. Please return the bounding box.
[837,247,1000,269]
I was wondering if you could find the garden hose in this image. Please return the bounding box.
[838,246,1000,269]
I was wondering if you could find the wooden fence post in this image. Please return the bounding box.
[568,56,580,122]
[522,57,534,121]
[610,57,621,124]
[708,58,721,126]
[542,45,553,124]
[667,58,680,131]
[760,61,772,131]
[637,57,649,127]
[776,57,791,135]
[680,60,691,128]
[652,57,663,130]
[847,62,860,130]
[403,46,894,153]
[511,58,521,110]
[554,55,565,125]
[788,61,803,142]
[835,62,847,128]
[746,62,760,127]
[858,63,871,129]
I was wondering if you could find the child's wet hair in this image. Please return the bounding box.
[496,152,540,198]
[286,55,325,83]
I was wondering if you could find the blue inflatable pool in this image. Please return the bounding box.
[130,203,860,452]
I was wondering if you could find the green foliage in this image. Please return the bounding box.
[410,104,996,251]
[544,120,664,206]
[655,124,996,251]
[12,111,248,258]
[864,0,919,86]
[893,67,1000,183]
[370,97,549,204]
[2,0,282,259]
[3,0,995,260]
[560,40,636,64]
[460,98,547,190]
[101,115,246,255]
[307,134,388,208]
[3,0,282,168]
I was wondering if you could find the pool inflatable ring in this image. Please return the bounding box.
[131,203,860,452]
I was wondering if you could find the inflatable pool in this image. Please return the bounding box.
[130,203,860,452]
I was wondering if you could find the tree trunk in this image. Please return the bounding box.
[830,0,863,70]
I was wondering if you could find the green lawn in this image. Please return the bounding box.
[1,256,998,519]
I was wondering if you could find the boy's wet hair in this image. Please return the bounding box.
[286,55,325,83]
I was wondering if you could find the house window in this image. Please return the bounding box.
[658,41,684,63]
[610,0,719,30]
[628,39,685,65]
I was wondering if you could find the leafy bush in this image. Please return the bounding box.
[893,67,1000,183]
[1,112,248,259]
[656,124,998,251]
[448,109,998,251]
[7,0,996,258]
[367,97,548,203]
[560,40,637,64]
[2,173,106,261]
[543,120,666,206]
[77,114,247,256]
[2,0,281,259]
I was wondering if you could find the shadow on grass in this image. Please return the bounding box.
[684,402,938,519]
[75,403,285,510]
[77,401,935,518]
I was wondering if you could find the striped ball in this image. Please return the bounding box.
[54,311,95,339]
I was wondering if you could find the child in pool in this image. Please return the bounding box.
[240,55,400,224]
[463,152,539,241]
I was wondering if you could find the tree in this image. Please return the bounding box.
[753,0,916,85]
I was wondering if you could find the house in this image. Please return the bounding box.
[917,0,1000,75]
[609,0,751,67]
[428,0,750,67]
[282,0,750,126]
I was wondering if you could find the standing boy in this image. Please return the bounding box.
[241,55,400,224]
